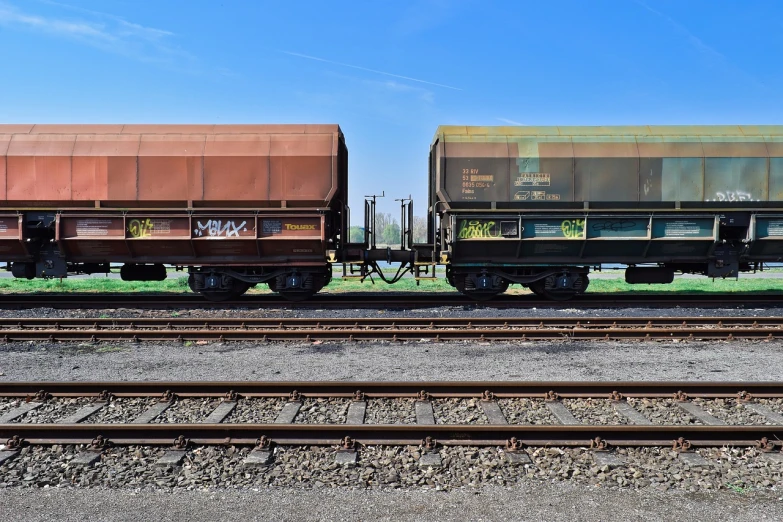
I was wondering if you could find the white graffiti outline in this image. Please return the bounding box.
[705,190,757,203]
[193,220,248,238]
[643,169,653,196]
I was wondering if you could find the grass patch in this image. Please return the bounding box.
[585,276,783,295]
[0,276,192,294]
[725,483,752,494]
[322,277,451,293]
[0,272,782,295]
[0,275,452,295]
[94,345,124,353]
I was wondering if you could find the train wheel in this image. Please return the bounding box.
[528,281,574,301]
[454,274,508,301]
[268,271,327,301]
[529,274,588,301]
[189,274,250,302]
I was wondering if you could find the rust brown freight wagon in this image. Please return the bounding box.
[0,124,348,300]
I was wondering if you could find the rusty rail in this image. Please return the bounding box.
[0,380,781,398]
[2,316,783,341]
[2,424,781,448]
[2,381,782,449]
[3,317,783,328]
[0,292,781,309]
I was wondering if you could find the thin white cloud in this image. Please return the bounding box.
[634,0,766,91]
[322,70,437,105]
[0,3,109,39]
[36,0,174,37]
[0,1,194,68]
[496,117,525,126]
[633,0,723,59]
[281,50,462,91]
[370,79,433,103]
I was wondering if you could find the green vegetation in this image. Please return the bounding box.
[0,276,193,294]
[381,222,402,245]
[95,345,124,353]
[0,275,448,294]
[584,276,783,295]
[725,483,751,494]
[1,272,783,295]
[323,277,449,293]
[348,226,366,244]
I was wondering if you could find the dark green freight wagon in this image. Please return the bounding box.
[428,125,783,299]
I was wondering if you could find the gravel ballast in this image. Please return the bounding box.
[6,302,783,320]
[365,398,416,424]
[293,398,349,424]
[1,484,781,522]
[690,398,773,425]
[2,337,780,382]
[563,398,630,425]
[0,443,781,493]
[11,398,94,424]
[151,399,222,424]
[626,398,705,425]
[2,303,783,519]
[433,399,488,424]
[498,399,559,424]
[83,398,159,424]
[758,398,783,411]
[223,398,285,423]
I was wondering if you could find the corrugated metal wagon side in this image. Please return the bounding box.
[0,124,348,301]
[431,125,783,300]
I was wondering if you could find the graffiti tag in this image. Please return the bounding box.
[194,220,248,238]
[706,191,754,203]
[560,219,585,239]
[591,220,636,232]
[458,220,500,239]
[128,218,153,238]
[643,169,654,196]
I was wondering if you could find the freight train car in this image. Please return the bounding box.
[0,125,348,301]
[430,125,783,299]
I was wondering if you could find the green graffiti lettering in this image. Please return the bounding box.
[560,219,584,239]
[128,218,154,238]
[458,220,499,239]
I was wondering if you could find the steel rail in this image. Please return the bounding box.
[0,326,781,341]
[3,317,783,329]
[0,292,781,309]
[1,381,781,398]
[2,316,783,343]
[1,423,781,448]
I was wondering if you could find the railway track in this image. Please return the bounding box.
[3,316,783,341]
[0,292,781,309]
[0,382,781,452]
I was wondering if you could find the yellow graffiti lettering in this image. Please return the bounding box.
[284,224,316,231]
[560,219,585,239]
[128,218,153,238]
[458,220,499,239]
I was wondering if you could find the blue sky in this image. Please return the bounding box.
[1,0,782,220]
